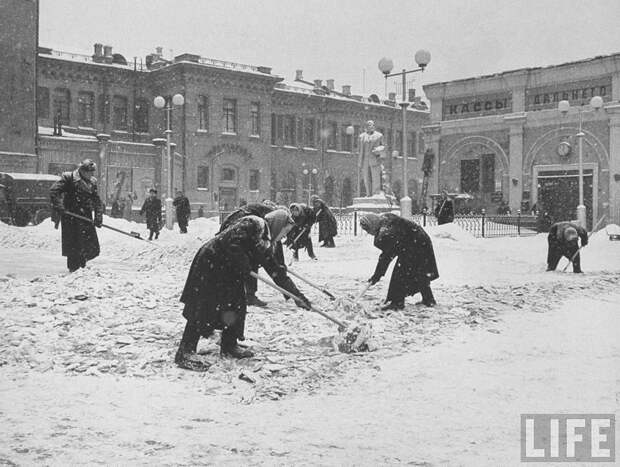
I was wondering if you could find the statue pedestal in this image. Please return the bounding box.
[349,193,399,213]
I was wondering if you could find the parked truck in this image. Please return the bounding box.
[0,172,60,226]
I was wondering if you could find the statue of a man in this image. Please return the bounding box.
[358,120,385,196]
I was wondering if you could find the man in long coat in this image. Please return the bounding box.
[360,213,439,310]
[173,190,191,233]
[139,188,162,240]
[219,201,276,307]
[50,159,103,272]
[286,203,317,261]
[175,214,310,371]
[546,221,588,273]
[311,195,338,248]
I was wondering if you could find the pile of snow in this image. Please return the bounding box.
[590,223,620,245]
[425,223,475,242]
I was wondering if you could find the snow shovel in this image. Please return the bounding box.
[250,271,372,353]
[63,211,146,242]
[287,269,336,300]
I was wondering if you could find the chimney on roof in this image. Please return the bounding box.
[408,88,416,102]
[342,85,351,96]
[326,79,335,91]
[313,79,323,88]
[388,92,396,102]
[103,45,113,63]
[92,43,103,62]
[295,70,303,81]
[155,46,163,57]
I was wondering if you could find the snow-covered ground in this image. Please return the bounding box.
[0,217,619,465]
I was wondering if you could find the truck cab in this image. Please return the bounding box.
[0,173,60,226]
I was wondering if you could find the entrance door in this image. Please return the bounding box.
[218,187,237,211]
[537,169,593,229]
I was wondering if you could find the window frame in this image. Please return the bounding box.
[250,102,260,136]
[222,98,237,133]
[77,91,95,128]
[112,95,128,131]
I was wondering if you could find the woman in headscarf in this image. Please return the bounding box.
[175,213,310,371]
[360,213,439,310]
[311,195,338,248]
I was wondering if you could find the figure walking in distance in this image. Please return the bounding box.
[140,188,162,240]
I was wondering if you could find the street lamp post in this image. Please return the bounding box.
[558,95,603,229]
[345,125,356,197]
[302,167,318,205]
[154,93,185,229]
[378,50,430,219]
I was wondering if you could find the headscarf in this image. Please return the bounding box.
[564,226,578,242]
[359,213,382,236]
[265,209,295,242]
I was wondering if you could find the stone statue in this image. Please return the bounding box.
[358,120,385,196]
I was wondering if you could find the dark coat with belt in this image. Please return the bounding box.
[371,213,439,302]
[140,197,162,231]
[435,197,454,225]
[50,170,103,261]
[218,203,274,233]
[180,216,303,339]
[286,204,315,249]
[313,200,338,242]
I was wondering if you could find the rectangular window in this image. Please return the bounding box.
[223,98,237,133]
[250,102,260,136]
[461,159,480,193]
[296,117,303,146]
[249,169,260,190]
[37,87,49,119]
[112,95,128,130]
[353,125,360,150]
[342,124,353,152]
[197,165,209,189]
[98,94,110,124]
[408,131,416,158]
[284,115,296,146]
[53,88,71,124]
[198,95,209,130]
[271,113,277,144]
[328,121,337,149]
[221,167,236,181]
[304,118,315,148]
[395,130,402,154]
[134,98,149,133]
[481,154,495,193]
[77,91,95,127]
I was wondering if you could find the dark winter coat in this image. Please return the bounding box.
[435,197,454,225]
[286,204,315,249]
[180,216,303,339]
[547,221,588,255]
[140,197,162,231]
[313,200,338,242]
[371,213,439,302]
[50,170,103,261]
[173,195,191,223]
[218,203,274,233]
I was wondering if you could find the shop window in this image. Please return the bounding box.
[77,91,95,127]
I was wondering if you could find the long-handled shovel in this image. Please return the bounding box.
[63,211,148,242]
[287,269,336,300]
[250,271,372,353]
[561,214,606,272]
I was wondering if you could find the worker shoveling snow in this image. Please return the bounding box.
[251,272,373,354]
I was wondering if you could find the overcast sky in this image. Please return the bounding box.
[39,0,620,98]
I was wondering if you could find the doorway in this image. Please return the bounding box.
[218,187,237,212]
